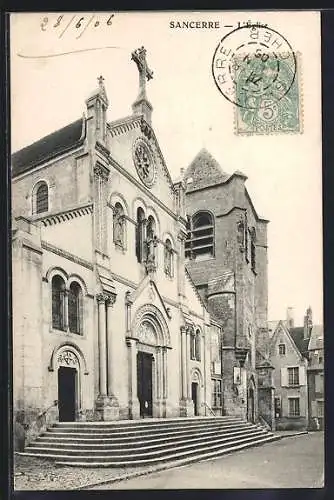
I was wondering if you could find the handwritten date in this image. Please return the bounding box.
[41,14,115,39]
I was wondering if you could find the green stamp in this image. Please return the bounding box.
[234,53,301,135]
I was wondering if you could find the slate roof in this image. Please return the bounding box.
[289,327,311,356]
[308,325,324,351]
[183,148,229,191]
[12,118,86,177]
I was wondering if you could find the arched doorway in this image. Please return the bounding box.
[137,350,154,417]
[130,304,171,419]
[58,366,77,422]
[136,319,160,418]
[191,368,203,416]
[49,344,88,422]
[56,349,80,422]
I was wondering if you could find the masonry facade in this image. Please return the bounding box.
[11,48,270,446]
[269,307,324,431]
[183,149,272,424]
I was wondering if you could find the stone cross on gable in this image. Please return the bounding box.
[98,75,105,88]
[131,46,153,99]
[96,74,108,104]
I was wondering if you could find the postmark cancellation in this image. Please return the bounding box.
[233,52,302,135]
[212,25,303,135]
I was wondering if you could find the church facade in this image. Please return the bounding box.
[11,47,271,444]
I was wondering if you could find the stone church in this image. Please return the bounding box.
[11,47,272,441]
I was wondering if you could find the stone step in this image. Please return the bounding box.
[21,433,278,466]
[34,424,255,447]
[56,435,280,468]
[28,428,267,454]
[25,429,269,459]
[54,416,239,428]
[50,416,242,432]
[46,420,251,437]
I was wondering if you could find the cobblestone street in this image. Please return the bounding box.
[13,454,149,490]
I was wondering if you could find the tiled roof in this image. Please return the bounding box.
[289,326,310,356]
[12,118,86,177]
[184,148,229,191]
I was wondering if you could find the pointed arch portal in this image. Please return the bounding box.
[128,304,171,419]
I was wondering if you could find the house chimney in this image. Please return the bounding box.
[286,307,294,328]
[303,306,313,339]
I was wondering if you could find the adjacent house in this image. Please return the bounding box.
[269,320,308,430]
[269,306,324,431]
[307,324,324,430]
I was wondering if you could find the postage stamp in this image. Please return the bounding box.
[233,52,301,135]
[212,25,302,135]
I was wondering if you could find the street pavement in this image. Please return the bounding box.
[97,432,324,489]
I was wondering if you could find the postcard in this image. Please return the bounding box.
[10,11,323,490]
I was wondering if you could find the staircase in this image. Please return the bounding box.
[19,416,280,467]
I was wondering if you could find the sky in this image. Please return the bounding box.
[10,11,323,325]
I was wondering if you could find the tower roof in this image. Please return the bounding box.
[183,148,229,191]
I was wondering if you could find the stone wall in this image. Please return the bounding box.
[185,168,269,419]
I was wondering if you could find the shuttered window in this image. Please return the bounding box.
[288,398,300,417]
[288,367,299,386]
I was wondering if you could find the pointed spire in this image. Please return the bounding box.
[183,148,228,190]
[86,75,109,106]
[85,76,109,146]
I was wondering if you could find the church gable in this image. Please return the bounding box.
[108,116,175,209]
[127,275,171,323]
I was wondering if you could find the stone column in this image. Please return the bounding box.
[162,347,168,417]
[153,347,163,417]
[93,164,110,253]
[127,338,140,419]
[177,231,187,301]
[179,326,194,416]
[186,327,191,400]
[181,326,187,399]
[95,293,118,421]
[106,294,119,420]
[97,294,107,396]
[162,347,168,399]
[156,347,162,399]
[63,289,69,331]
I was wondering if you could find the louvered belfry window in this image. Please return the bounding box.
[52,275,66,330]
[36,182,49,214]
[68,282,83,335]
[185,211,214,259]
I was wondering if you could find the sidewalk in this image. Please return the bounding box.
[274,430,308,438]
